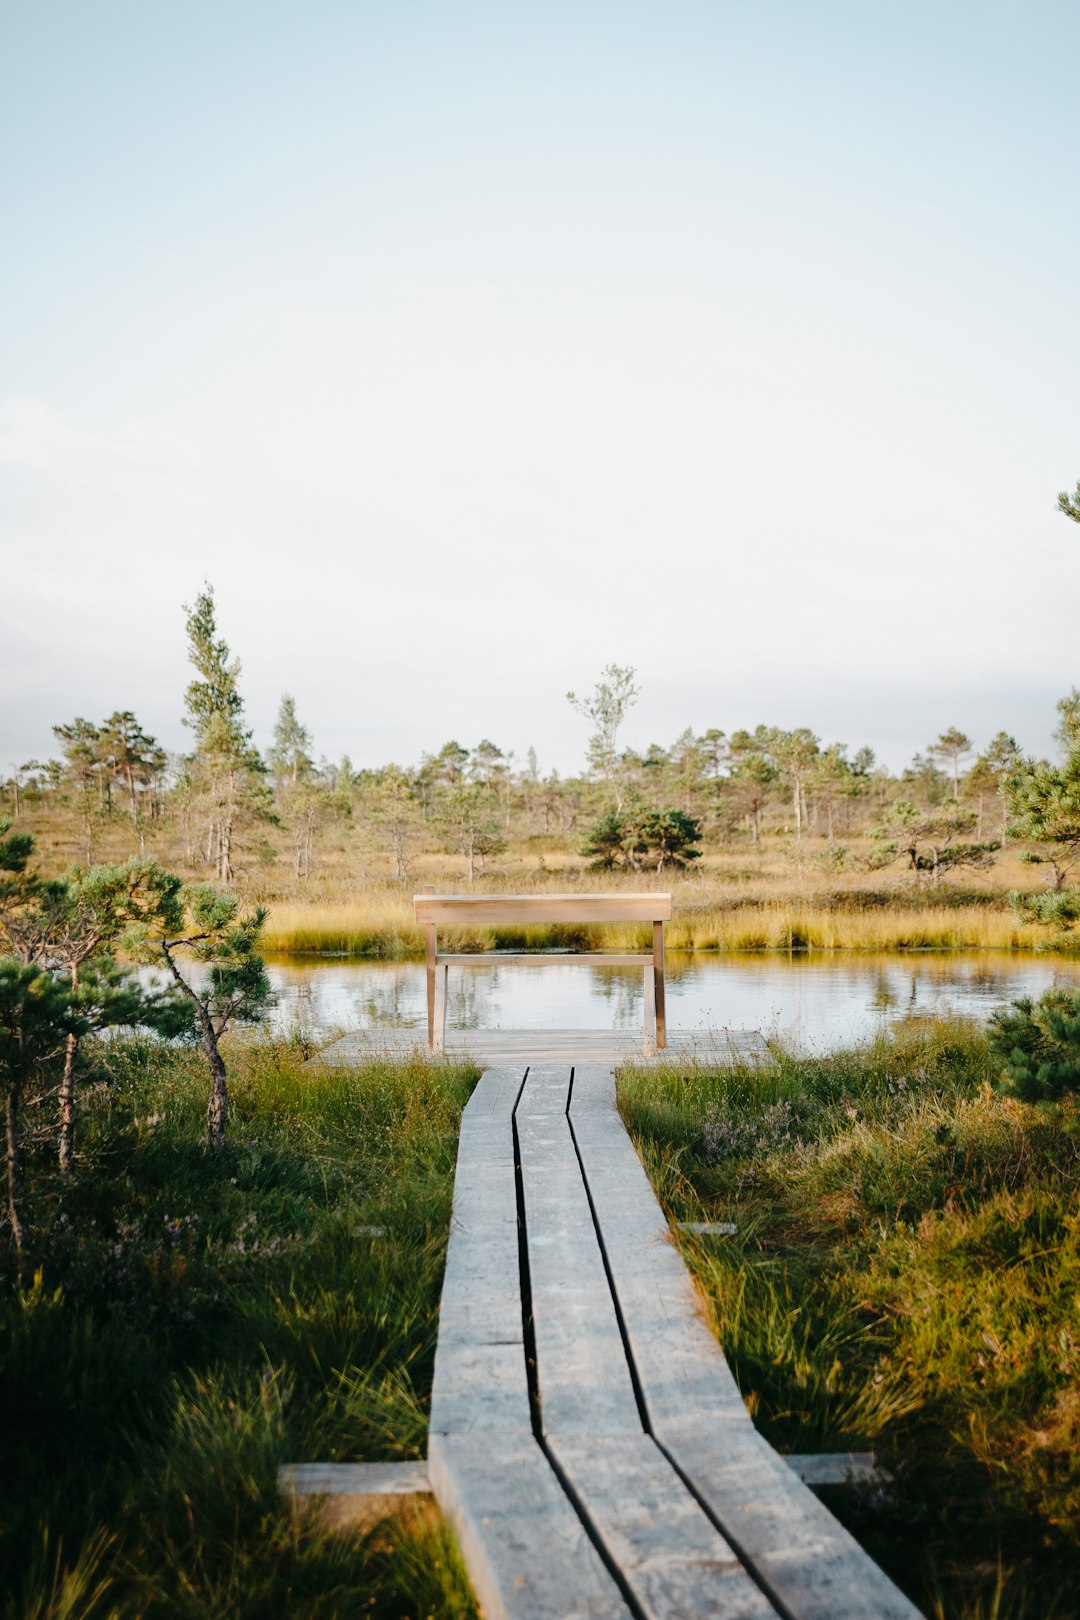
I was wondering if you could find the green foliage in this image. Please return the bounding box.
[436,780,507,882]
[0,1037,479,1617]
[363,766,423,882]
[99,711,166,823]
[1006,751,1080,891]
[929,726,973,796]
[180,886,274,1029]
[988,987,1080,1103]
[0,821,33,878]
[148,882,274,1147]
[1057,479,1080,524]
[268,692,313,790]
[566,663,639,807]
[183,584,248,751]
[875,801,1000,883]
[1008,885,1080,950]
[181,584,273,884]
[580,804,702,872]
[0,959,83,1076]
[1005,694,1080,957]
[619,1022,1080,1616]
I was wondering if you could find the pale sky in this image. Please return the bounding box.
[3,0,1079,778]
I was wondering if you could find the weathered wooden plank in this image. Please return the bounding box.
[549,1434,779,1619]
[432,960,448,1053]
[568,1068,748,1431]
[308,1027,770,1070]
[663,1425,923,1620]
[430,1065,633,1616]
[516,1068,641,1437]
[415,893,672,925]
[435,952,654,967]
[653,920,667,1050]
[429,1067,532,1437]
[279,1460,431,1498]
[568,1070,923,1618]
[278,1460,438,1534]
[279,1460,435,1531]
[428,1432,631,1620]
[785,1453,886,1487]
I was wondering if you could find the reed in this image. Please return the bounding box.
[261,897,1052,956]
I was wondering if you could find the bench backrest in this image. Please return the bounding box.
[414,893,672,927]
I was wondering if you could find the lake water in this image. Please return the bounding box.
[258,952,1080,1053]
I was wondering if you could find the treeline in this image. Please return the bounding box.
[0,588,1066,888]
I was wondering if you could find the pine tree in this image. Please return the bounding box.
[146,876,273,1150]
[1057,479,1080,524]
[99,711,167,831]
[364,767,422,882]
[768,727,820,842]
[0,831,189,1172]
[929,728,974,801]
[182,585,271,882]
[1006,745,1080,894]
[727,729,775,844]
[0,962,80,1266]
[52,718,109,861]
[269,694,313,793]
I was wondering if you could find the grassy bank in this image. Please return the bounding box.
[0,1037,479,1618]
[261,896,1052,956]
[619,1022,1080,1618]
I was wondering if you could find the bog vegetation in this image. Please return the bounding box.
[621,1020,1080,1619]
[7,585,1080,960]
[2,493,1079,1613]
[0,1035,479,1618]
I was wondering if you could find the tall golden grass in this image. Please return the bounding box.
[261,898,1051,956]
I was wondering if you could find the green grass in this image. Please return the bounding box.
[618,1021,1080,1620]
[0,1035,480,1619]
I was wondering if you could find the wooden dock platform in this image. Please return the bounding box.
[309,1027,771,1069]
[428,1064,923,1619]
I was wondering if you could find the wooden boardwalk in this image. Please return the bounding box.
[429,1064,923,1619]
[310,1027,770,1069]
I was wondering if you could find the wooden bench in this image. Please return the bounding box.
[413,891,671,1055]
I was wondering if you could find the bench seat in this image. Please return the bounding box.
[413,892,672,1054]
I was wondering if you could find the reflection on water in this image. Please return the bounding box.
[256,952,1080,1053]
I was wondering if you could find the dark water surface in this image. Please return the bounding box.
[256,951,1080,1053]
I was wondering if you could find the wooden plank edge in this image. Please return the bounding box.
[786,1452,890,1487]
[277,1461,437,1534]
[660,1429,925,1620]
[548,1433,780,1620]
[427,1430,632,1620]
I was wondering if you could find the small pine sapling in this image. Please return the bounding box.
[988,988,1080,1105]
[153,882,273,1149]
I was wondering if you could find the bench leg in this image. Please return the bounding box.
[433,964,448,1055]
[425,922,436,1048]
[653,920,667,1050]
[642,963,656,1058]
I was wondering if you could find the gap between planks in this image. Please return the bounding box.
[280,1062,920,1619]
